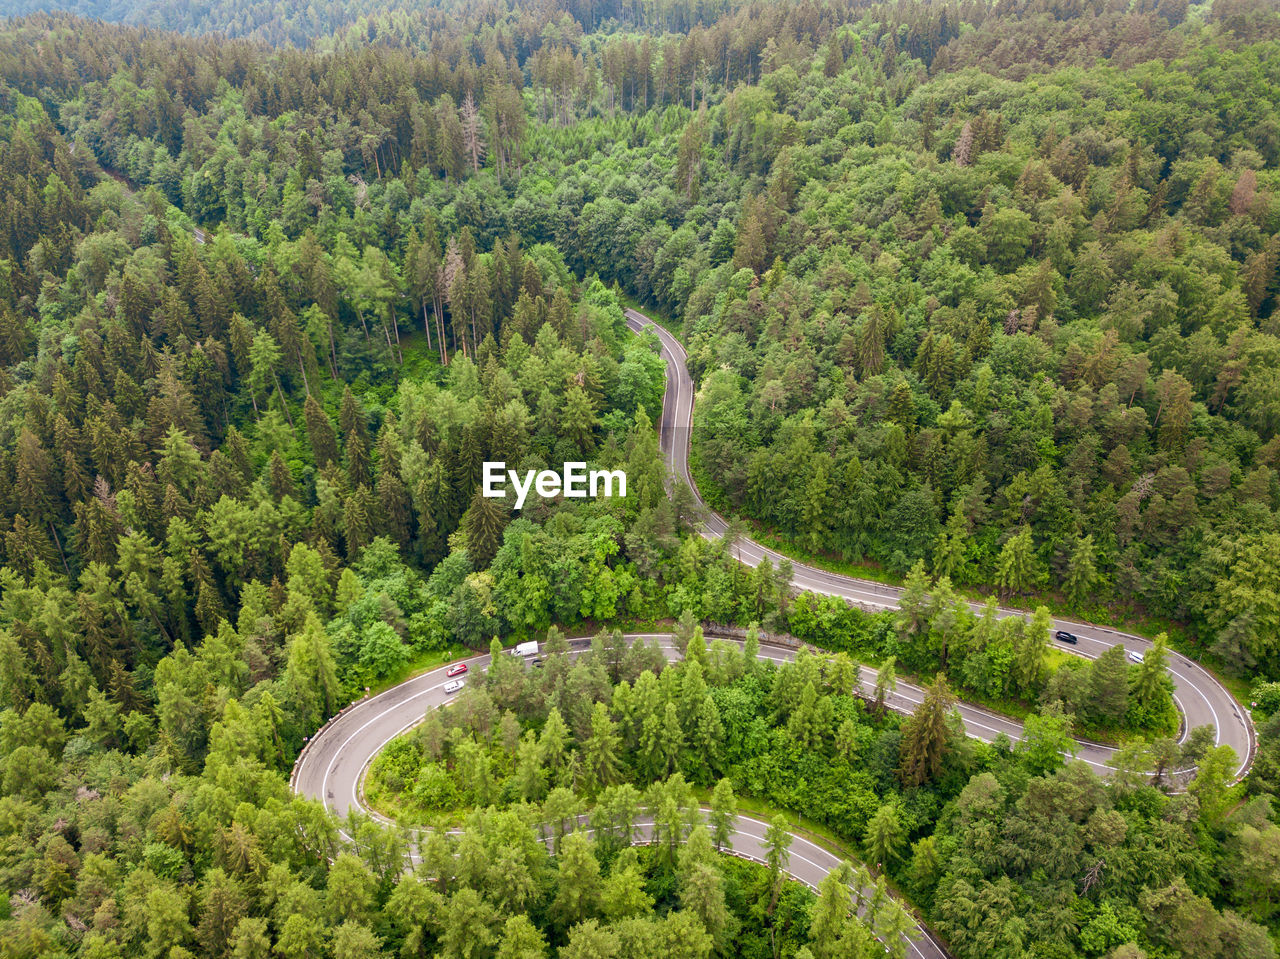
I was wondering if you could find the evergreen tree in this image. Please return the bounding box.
[763,816,792,914]
[863,801,905,869]
[808,863,856,959]
[1064,534,1098,607]
[899,673,956,787]
[1131,634,1172,715]
[304,395,339,469]
[550,832,601,929]
[1011,607,1050,696]
[463,487,507,568]
[873,656,897,715]
[583,701,622,791]
[996,527,1041,599]
[1089,645,1131,725]
[708,779,735,852]
[283,613,340,733]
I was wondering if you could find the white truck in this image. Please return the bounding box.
[510,641,539,658]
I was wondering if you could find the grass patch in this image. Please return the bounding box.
[362,645,467,699]
[361,779,469,829]
[396,327,446,383]
[485,617,692,650]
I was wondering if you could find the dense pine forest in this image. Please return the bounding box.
[0,0,1278,955]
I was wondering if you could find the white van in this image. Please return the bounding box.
[1127,649,1144,665]
[443,679,466,694]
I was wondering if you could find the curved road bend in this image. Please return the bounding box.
[293,636,943,959]
[622,309,1253,777]
[289,308,1254,959]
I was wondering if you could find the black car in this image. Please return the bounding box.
[1055,630,1078,645]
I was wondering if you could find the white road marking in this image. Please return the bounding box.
[623,307,1250,774]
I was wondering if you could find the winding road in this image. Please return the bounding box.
[290,305,1255,959]
[292,634,943,959]
[622,308,1254,779]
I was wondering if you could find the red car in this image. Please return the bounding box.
[445,663,469,678]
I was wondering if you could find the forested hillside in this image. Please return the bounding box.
[0,0,1279,956]
[3,0,1276,672]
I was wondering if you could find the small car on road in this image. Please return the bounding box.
[446,663,468,678]
[1128,649,1144,665]
[443,679,465,694]
[1055,630,1078,645]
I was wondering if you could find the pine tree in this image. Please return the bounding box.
[863,801,905,868]
[304,395,339,469]
[898,673,956,787]
[339,387,368,443]
[808,863,856,959]
[343,485,375,557]
[873,656,897,715]
[15,428,55,523]
[562,386,597,453]
[1064,534,1098,607]
[763,817,792,913]
[345,431,371,489]
[742,623,760,674]
[708,779,735,852]
[856,305,887,378]
[1088,645,1130,724]
[952,120,974,166]
[495,915,548,959]
[463,487,506,567]
[460,91,486,173]
[268,450,296,502]
[658,702,684,777]
[932,510,967,581]
[679,859,729,950]
[376,471,412,550]
[583,702,621,791]
[895,561,931,642]
[1188,745,1239,824]
[674,111,705,200]
[996,526,1041,599]
[248,328,289,422]
[690,696,724,781]
[1131,633,1172,714]
[1011,607,1050,696]
[1154,368,1193,453]
[732,212,766,273]
[282,613,339,732]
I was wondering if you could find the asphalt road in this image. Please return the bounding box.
[293,635,1047,820]
[622,308,1254,778]
[292,635,942,958]
[288,304,1253,959]
[289,622,1219,959]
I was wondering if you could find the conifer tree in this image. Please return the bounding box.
[899,673,956,787]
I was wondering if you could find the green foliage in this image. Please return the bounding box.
[0,3,1277,959]
[365,632,1276,959]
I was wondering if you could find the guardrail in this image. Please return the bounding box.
[700,623,804,648]
[289,692,371,790]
